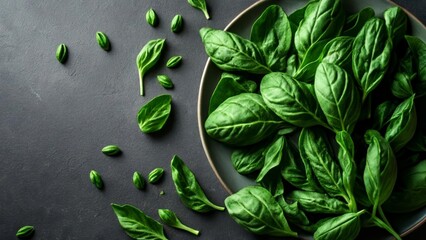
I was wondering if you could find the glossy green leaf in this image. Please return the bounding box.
[257,136,285,182]
[294,40,328,82]
[137,95,171,133]
[187,0,210,19]
[16,225,35,238]
[372,100,398,130]
[200,28,271,74]
[287,190,349,214]
[96,31,111,51]
[225,186,297,237]
[313,210,365,240]
[133,171,146,190]
[56,44,68,64]
[158,209,200,236]
[146,8,159,27]
[171,15,183,33]
[231,140,269,175]
[90,170,103,189]
[171,155,224,212]
[205,93,284,146]
[111,204,168,240]
[321,36,354,70]
[406,36,426,97]
[101,145,121,156]
[384,7,407,46]
[156,75,174,89]
[148,168,164,184]
[166,56,182,68]
[342,7,375,36]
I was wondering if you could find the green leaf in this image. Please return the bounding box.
[277,198,310,226]
[166,56,183,68]
[385,95,417,152]
[156,75,174,89]
[294,39,328,82]
[384,7,407,46]
[287,190,349,214]
[231,140,269,175]
[146,8,159,27]
[288,0,319,35]
[314,63,361,132]
[89,170,103,189]
[342,7,375,37]
[257,136,286,182]
[137,94,172,133]
[171,15,183,33]
[101,145,121,156]
[299,128,348,200]
[136,39,166,96]
[321,36,354,71]
[250,5,291,72]
[406,36,426,97]
[111,204,168,240]
[158,209,200,236]
[187,0,210,19]
[133,171,146,190]
[260,72,328,128]
[16,225,35,238]
[171,155,224,212]
[294,0,344,61]
[352,18,392,102]
[313,210,365,240]
[148,168,164,184]
[96,31,111,51]
[363,130,397,217]
[56,44,68,64]
[199,28,271,74]
[205,93,284,146]
[225,186,297,237]
[372,100,398,130]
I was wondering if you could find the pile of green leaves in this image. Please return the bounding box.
[201,0,426,239]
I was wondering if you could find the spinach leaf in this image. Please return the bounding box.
[372,100,398,130]
[136,39,166,96]
[363,130,397,217]
[288,0,318,34]
[406,36,426,97]
[259,173,284,199]
[299,127,348,200]
[321,36,354,70]
[342,7,375,37]
[137,94,172,133]
[111,204,168,240]
[251,5,291,72]
[391,50,416,99]
[231,140,269,175]
[383,160,426,213]
[352,18,392,102]
[199,28,271,74]
[225,186,297,237]
[313,210,365,240]
[205,93,285,146]
[286,54,298,76]
[276,196,310,226]
[294,0,344,60]
[385,95,417,152]
[294,39,328,82]
[287,190,349,214]
[260,72,328,129]
[187,0,210,19]
[171,155,225,212]
[384,7,407,46]
[208,73,256,114]
[281,141,324,193]
[257,136,286,182]
[314,63,361,132]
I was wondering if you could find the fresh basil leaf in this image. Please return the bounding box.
[288,0,319,35]
[385,95,417,152]
[171,155,224,212]
[342,7,375,37]
[187,0,210,20]
[225,186,298,237]
[286,54,298,76]
[231,140,269,175]
[111,204,168,240]
[294,39,328,82]
[384,7,407,46]
[313,210,365,240]
[208,73,257,114]
[260,72,328,129]
[259,173,285,199]
[406,36,426,97]
[205,93,285,146]
[372,100,399,130]
[136,39,166,96]
[137,94,172,133]
[314,63,361,132]
[352,18,392,102]
[251,5,291,72]
[294,0,345,60]
[199,28,271,74]
[287,190,349,214]
[321,36,354,71]
[257,136,286,182]
[363,130,397,217]
[277,197,310,226]
[299,127,348,200]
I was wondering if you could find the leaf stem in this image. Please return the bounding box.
[208,202,225,211]
[178,224,200,236]
[378,206,392,228]
[202,9,210,20]
[371,215,402,240]
[139,72,144,96]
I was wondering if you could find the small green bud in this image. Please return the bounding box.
[146,8,159,27]
[90,170,103,189]
[148,168,164,183]
[157,75,174,89]
[171,15,183,33]
[133,171,146,190]
[101,145,121,156]
[166,56,183,68]
[56,44,68,64]
[16,225,35,238]
[158,209,200,235]
[96,32,111,51]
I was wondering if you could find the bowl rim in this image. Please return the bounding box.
[197,0,426,237]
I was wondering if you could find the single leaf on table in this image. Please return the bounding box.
[137,94,172,133]
[384,7,407,46]
[314,63,361,133]
[205,93,285,146]
[146,8,159,27]
[16,226,35,238]
[170,15,183,33]
[96,32,111,51]
[157,75,174,89]
[260,72,328,129]
[111,204,168,240]
[56,43,68,64]
[158,209,200,236]
[342,7,375,36]
[225,186,297,237]
[385,95,417,152]
[199,28,271,74]
[136,39,166,96]
[352,18,392,102]
[313,210,365,240]
[171,155,224,212]
[286,190,349,214]
[250,5,291,72]
[187,0,210,20]
[294,0,345,61]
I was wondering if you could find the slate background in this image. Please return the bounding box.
[0,0,424,239]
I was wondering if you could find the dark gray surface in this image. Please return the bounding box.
[0,0,424,239]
